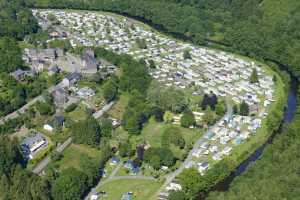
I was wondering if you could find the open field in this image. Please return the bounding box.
[52,143,102,171]
[97,179,162,200]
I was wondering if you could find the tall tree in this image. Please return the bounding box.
[239,101,249,116]
[51,168,88,200]
[250,68,259,83]
[72,116,102,146]
[180,109,196,128]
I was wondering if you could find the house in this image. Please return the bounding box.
[110,157,120,165]
[198,162,209,173]
[48,64,60,75]
[10,69,26,81]
[62,72,82,87]
[90,190,99,200]
[204,131,215,140]
[53,115,65,127]
[52,88,69,106]
[43,116,65,132]
[21,133,48,159]
[25,48,57,62]
[81,48,101,73]
[121,192,133,200]
[43,124,54,132]
[10,69,36,81]
[222,146,232,156]
[49,31,60,38]
[124,160,140,174]
[110,118,121,127]
[166,183,182,191]
[76,87,95,98]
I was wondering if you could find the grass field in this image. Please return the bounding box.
[107,94,129,120]
[137,118,201,148]
[53,143,102,171]
[66,102,88,121]
[97,179,162,200]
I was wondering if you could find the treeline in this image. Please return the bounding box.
[0,136,52,200]
[0,1,49,199]
[0,0,39,39]
[0,133,110,200]
[0,70,48,117]
[0,0,39,66]
[207,100,300,200]
[27,0,300,81]
[49,148,111,200]
[168,159,236,200]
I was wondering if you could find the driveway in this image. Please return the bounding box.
[32,137,72,174]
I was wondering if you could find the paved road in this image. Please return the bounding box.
[158,102,233,194]
[93,101,115,119]
[0,95,43,125]
[32,98,115,175]
[32,137,72,174]
[0,83,62,125]
[32,99,115,175]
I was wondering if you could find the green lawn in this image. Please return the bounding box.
[136,118,201,148]
[53,144,102,171]
[107,94,129,120]
[97,179,162,200]
[66,102,88,121]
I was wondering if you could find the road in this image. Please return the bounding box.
[84,164,155,200]
[0,95,43,125]
[158,102,233,193]
[93,101,115,119]
[32,100,116,175]
[0,83,62,125]
[32,137,72,174]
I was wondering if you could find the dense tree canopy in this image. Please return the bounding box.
[147,82,187,113]
[0,136,24,176]
[180,109,196,128]
[102,75,119,102]
[0,0,39,39]
[161,126,185,149]
[51,167,88,200]
[0,37,23,72]
[0,137,52,200]
[122,91,151,135]
[144,147,176,168]
[72,116,102,146]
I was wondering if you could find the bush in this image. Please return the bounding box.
[162,126,185,149]
[180,110,196,128]
[51,151,63,161]
[65,103,78,113]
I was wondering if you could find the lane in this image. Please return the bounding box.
[32,99,116,175]
[0,82,62,125]
[93,101,115,119]
[158,101,233,194]
[32,137,72,174]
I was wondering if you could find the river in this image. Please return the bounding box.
[211,75,298,193]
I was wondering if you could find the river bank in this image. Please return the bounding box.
[211,74,298,194]
[28,7,291,200]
